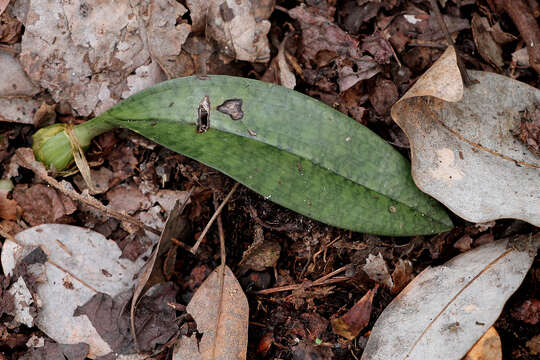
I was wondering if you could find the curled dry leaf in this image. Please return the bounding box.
[463,327,502,360]
[173,265,249,360]
[391,46,540,226]
[0,224,150,358]
[361,233,539,360]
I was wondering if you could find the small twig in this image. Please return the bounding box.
[215,194,227,266]
[428,0,473,86]
[170,237,193,252]
[0,44,19,55]
[253,277,350,295]
[191,182,239,254]
[408,39,447,50]
[274,5,289,14]
[252,265,351,295]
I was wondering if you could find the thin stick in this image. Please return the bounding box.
[191,182,239,254]
[428,0,472,86]
[215,195,227,266]
[252,265,351,295]
[253,276,350,295]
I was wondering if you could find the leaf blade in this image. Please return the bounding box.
[102,75,452,235]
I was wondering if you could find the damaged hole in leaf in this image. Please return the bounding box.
[217,99,244,120]
[197,96,210,133]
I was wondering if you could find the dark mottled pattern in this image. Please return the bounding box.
[99,75,452,235]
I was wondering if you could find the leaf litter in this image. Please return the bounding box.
[361,233,539,360]
[1,224,151,358]
[391,46,540,226]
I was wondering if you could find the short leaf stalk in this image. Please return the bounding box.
[33,114,116,171]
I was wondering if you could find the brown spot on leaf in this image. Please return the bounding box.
[217,99,244,120]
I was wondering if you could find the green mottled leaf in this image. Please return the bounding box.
[35,75,453,235]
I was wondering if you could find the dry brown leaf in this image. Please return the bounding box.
[187,0,272,63]
[238,225,281,272]
[262,36,296,89]
[0,0,9,16]
[527,334,540,355]
[391,46,540,226]
[391,259,414,294]
[173,265,249,360]
[363,253,393,289]
[331,287,377,340]
[471,14,504,69]
[361,233,538,360]
[290,4,381,91]
[17,0,166,116]
[0,192,18,221]
[0,8,21,44]
[13,184,76,226]
[147,0,191,78]
[462,327,502,360]
[130,198,189,351]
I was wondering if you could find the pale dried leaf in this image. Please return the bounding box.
[147,0,191,78]
[149,189,191,214]
[391,46,540,226]
[0,97,40,124]
[0,52,39,96]
[361,234,538,360]
[8,277,34,327]
[173,265,249,360]
[204,0,272,62]
[20,0,152,116]
[122,62,166,99]
[363,253,393,289]
[471,14,504,69]
[0,224,150,358]
[463,327,502,360]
